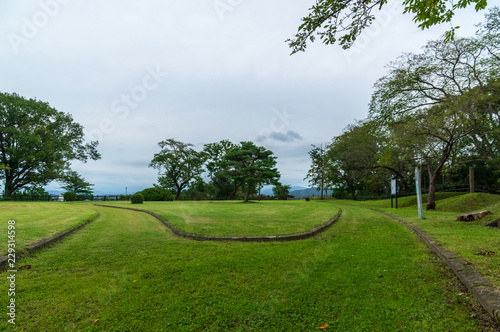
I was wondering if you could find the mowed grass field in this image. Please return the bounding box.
[100,200,340,237]
[0,202,98,253]
[0,200,497,331]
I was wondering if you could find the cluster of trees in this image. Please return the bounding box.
[306,8,500,210]
[149,139,290,202]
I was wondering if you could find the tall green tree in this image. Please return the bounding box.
[304,144,327,199]
[457,78,500,164]
[203,140,236,177]
[220,142,280,203]
[273,182,293,200]
[287,0,490,53]
[325,122,378,200]
[203,140,237,200]
[388,108,473,209]
[0,92,100,197]
[59,170,94,196]
[149,139,205,200]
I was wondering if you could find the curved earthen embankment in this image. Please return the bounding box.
[94,204,342,242]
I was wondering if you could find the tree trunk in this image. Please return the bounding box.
[426,175,437,210]
[424,144,453,210]
[228,182,238,200]
[350,187,356,201]
[4,177,14,197]
[175,184,182,200]
[243,184,250,203]
[426,159,439,210]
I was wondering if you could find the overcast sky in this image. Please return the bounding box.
[0,1,489,194]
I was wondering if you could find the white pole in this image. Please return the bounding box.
[415,167,424,219]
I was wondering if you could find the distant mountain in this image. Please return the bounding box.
[289,187,320,198]
[47,190,124,196]
[289,186,308,192]
[259,187,274,195]
[259,186,310,196]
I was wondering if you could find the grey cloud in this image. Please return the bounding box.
[269,130,303,142]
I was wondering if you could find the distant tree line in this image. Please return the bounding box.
[0,91,295,202]
[0,89,295,202]
[305,8,500,210]
[149,139,294,202]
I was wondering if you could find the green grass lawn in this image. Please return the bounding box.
[0,202,98,254]
[100,200,340,237]
[0,202,495,331]
[347,193,500,287]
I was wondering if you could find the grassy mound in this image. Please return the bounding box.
[398,192,465,208]
[100,200,340,237]
[435,193,500,213]
[354,192,464,209]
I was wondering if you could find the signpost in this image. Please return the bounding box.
[390,176,398,208]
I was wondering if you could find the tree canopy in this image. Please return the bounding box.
[0,92,100,197]
[273,182,293,200]
[202,140,238,199]
[219,142,280,203]
[304,144,328,199]
[149,139,205,200]
[59,170,94,196]
[287,0,490,53]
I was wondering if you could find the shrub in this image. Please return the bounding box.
[141,187,174,201]
[305,197,310,202]
[77,194,92,201]
[63,192,77,201]
[131,193,144,204]
[189,190,206,201]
